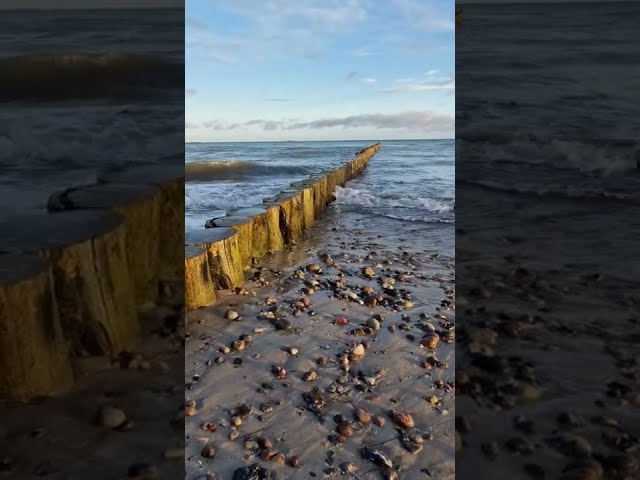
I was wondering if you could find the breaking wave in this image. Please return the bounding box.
[334,186,454,212]
[186,160,312,182]
[0,51,182,101]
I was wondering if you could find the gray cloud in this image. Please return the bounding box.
[197,111,453,132]
[186,89,197,96]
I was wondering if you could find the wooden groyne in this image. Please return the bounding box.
[184,142,381,310]
[0,164,183,402]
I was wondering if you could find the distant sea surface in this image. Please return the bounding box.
[186,140,455,255]
[457,2,640,278]
[0,8,184,218]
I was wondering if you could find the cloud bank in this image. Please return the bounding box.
[192,111,453,132]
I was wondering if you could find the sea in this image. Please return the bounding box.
[0,8,184,219]
[456,1,640,280]
[185,140,455,256]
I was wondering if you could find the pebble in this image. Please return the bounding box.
[232,463,278,480]
[201,444,216,459]
[225,310,240,320]
[96,405,127,429]
[365,318,381,330]
[352,344,365,356]
[362,267,376,278]
[274,319,292,331]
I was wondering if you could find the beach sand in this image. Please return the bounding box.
[185,212,455,480]
[0,299,185,480]
[455,187,640,480]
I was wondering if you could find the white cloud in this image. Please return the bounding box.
[195,110,453,132]
[381,77,455,93]
[361,77,377,83]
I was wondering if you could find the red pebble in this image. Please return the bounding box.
[334,317,349,325]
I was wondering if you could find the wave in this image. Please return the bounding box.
[0,51,182,102]
[458,134,640,175]
[185,160,312,182]
[334,186,454,212]
[459,178,638,203]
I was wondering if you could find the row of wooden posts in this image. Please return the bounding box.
[0,165,184,403]
[0,143,380,403]
[184,143,381,309]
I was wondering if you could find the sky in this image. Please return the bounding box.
[186,0,455,142]
[0,0,181,7]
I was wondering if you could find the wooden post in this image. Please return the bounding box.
[0,211,139,356]
[0,254,74,403]
[206,216,253,268]
[98,164,184,284]
[227,206,284,258]
[186,227,244,290]
[275,190,305,243]
[185,246,216,310]
[48,183,162,310]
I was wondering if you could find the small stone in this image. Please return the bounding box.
[274,319,292,331]
[288,347,299,356]
[339,462,359,474]
[287,456,300,468]
[231,416,243,427]
[334,317,349,326]
[337,424,354,437]
[390,410,415,429]
[365,318,381,331]
[362,267,376,278]
[303,370,318,382]
[201,445,216,459]
[96,405,127,429]
[352,344,365,356]
[373,416,385,427]
[355,407,371,424]
[306,264,322,273]
[225,310,240,320]
[232,463,278,480]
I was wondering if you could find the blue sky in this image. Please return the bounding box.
[186,0,455,142]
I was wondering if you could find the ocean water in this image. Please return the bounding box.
[0,8,184,218]
[456,2,640,279]
[185,140,455,255]
[457,2,640,199]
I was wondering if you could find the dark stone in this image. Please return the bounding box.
[232,463,279,480]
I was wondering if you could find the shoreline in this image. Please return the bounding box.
[185,211,455,479]
[185,143,381,310]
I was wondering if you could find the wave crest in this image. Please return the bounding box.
[334,186,454,212]
[186,160,312,182]
[0,51,182,102]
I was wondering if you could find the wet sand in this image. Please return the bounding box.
[185,213,455,480]
[456,186,640,480]
[0,299,185,480]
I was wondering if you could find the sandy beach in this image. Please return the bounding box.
[185,210,455,480]
[455,186,640,480]
[0,298,186,480]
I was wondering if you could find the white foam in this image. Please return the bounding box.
[334,186,454,213]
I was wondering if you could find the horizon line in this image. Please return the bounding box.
[186,138,454,144]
